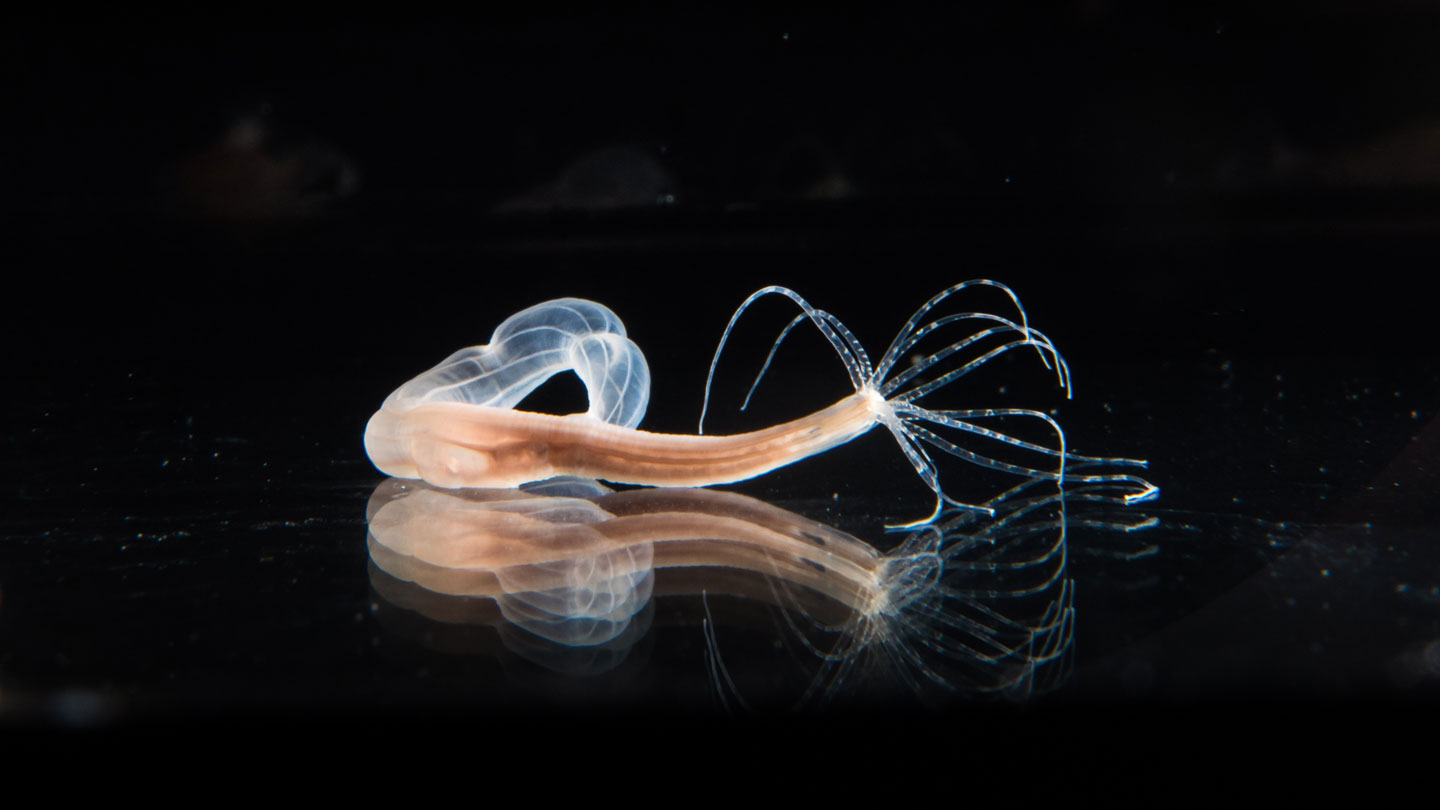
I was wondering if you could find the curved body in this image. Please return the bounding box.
[365,389,884,489]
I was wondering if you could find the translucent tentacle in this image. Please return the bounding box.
[878,317,1071,398]
[903,421,1067,486]
[738,309,874,412]
[891,336,1070,404]
[740,313,808,411]
[700,286,869,434]
[874,279,1047,381]
[901,404,1129,466]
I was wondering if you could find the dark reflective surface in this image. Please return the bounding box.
[5,7,1440,781]
[363,475,1149,706]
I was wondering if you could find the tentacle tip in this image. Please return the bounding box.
[885,494,963,531]
[1122,484,1161,505]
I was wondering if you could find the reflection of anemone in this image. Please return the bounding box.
[366,455,1156,705]
[754,471,1156,708]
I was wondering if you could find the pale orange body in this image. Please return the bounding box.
[364,390,885,490]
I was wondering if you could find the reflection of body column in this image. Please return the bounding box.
[362,474,1149,699]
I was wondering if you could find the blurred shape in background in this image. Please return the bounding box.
[496,144,677,213]
[1272,119,1440,189]
[173,106,359,221]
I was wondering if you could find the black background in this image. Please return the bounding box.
[5,2,1439,784]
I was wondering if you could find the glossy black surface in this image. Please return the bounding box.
[5,7,1439,769]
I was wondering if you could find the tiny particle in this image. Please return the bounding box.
[1396,583,1410,594]
[1320,569,1330,577]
